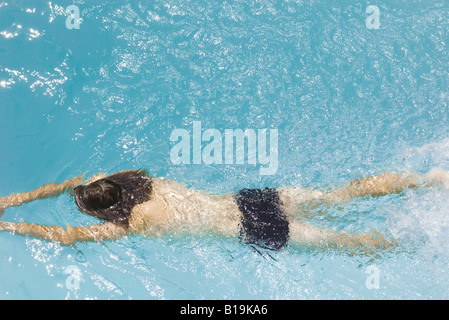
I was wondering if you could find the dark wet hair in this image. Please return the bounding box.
[74,169,153,227]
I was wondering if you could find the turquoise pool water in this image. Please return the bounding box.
[1,0,449,299]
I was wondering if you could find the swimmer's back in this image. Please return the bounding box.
[129,178,241,238]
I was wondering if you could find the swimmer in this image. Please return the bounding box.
[0,168,448,254]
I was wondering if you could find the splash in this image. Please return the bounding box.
[387,187,449,256]
[389,138,449,255]
[401,138,449,171]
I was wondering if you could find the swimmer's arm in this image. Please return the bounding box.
[289,221,395,254]
[0,221,127,245]
[86,172,107,184]
[1,175,85,208]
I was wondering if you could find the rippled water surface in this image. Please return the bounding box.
[2,0,449,299]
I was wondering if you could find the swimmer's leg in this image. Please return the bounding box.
[324,171,420,203]
[279,171,419,219]
[325,168,449,203]
[288,220,396,255]
[279,168,449,218]
[278,172,420,216]
[277,186,326,218]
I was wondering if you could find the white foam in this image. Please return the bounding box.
[390,138,449,255]
[387,187,449,256]
[401,138,449,170]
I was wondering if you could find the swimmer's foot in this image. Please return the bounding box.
[424,167,449,187]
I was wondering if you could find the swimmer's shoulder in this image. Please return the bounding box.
[128,199,169,235]
[127,177,171,235]
[127,177,197,235]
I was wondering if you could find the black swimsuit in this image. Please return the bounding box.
[235,188,289,251]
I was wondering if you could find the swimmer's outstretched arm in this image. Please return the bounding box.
[0,174,86,210]
[0,221,127,245]
[289,221,395,254]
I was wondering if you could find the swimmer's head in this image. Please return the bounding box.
[73,169,153,227]
[74,179,124,223]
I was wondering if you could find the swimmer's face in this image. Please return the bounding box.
[74,179,122,219]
